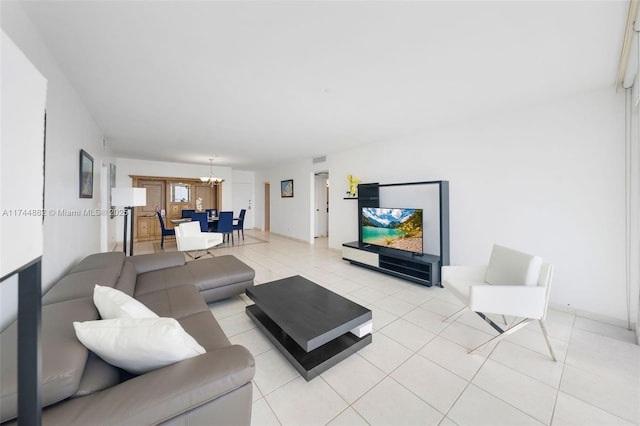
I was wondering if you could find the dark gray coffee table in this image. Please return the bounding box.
[245,275,372,380]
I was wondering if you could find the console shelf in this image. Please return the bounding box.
[342,241,440,286]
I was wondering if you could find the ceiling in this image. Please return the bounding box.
[20,1,628,169]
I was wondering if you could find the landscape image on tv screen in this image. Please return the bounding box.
[361,207,423,254]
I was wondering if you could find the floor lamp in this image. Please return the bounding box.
[111,187,147,256]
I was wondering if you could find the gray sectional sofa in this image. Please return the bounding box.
[0,251,256,425]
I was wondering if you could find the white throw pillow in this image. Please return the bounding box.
[93,284,158,319]
[73,317,206,374]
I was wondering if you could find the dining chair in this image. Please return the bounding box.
[181,209,195,219]
[233,209,246,240]
[215,211,234,244]
[190,212,208,232]
[156,211,176,249]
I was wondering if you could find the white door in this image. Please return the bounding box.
[232,182,253,229]
[314,174,328,237]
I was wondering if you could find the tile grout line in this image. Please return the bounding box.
[549,309,577,426]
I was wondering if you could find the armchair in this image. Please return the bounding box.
[442,244,556,361]
[175,222,223,259]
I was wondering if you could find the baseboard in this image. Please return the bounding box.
[269,232,311,245]
[549,302,637,332]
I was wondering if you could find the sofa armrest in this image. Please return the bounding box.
[128,252,186,274]
[469,285,547,319]
[42,345,255,425]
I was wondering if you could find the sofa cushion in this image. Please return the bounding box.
[0,297,98,423]
[37,348,254,426]
[73,317,206,374]
[115,260,137,296]
[68,252,125,274]
[72,352,122,398]
[134,256,255,302]
[135,285,209,319]
[127,251,186,274]
[42,267,122,305]
[94,284,157,319]
[178,311,231,351]
[186,255,255,293]
[134,266,195,297]
[484,244,543,286]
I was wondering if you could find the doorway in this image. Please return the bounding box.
[314,172,329,238]
[100,163,108,252]
[233,182,253,230]
[264,182,270,232]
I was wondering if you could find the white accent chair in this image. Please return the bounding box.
[442,244,557,361]
[175,222,223,260]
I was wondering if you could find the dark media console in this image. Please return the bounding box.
[343,180,449,287]
[342,241,440,286]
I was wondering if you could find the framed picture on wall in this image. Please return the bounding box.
[281,179,294,198]
[79,149,93,198]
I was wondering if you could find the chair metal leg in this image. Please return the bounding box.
[467,315,556,361]
[539,320,557,362]
[185,249,214,260]
[185,251,202,260]
[468,318,533,355]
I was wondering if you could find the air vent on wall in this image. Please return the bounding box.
[313,155,326,164]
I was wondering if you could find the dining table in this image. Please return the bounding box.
[170,215,236,233]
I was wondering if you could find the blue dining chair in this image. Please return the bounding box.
[215,211,234,244]
[181,209,195,219]
[191,212,209,232]
[233,209,246,240]
[156,211,175,249]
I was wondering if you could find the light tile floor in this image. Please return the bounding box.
[133,230,640,426]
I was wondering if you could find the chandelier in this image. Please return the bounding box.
[200,158,224,185]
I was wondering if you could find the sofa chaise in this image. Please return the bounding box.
[0,251,256,425]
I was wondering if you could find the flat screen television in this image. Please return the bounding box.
[361,207,423,254]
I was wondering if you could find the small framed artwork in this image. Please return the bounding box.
[79,149,94,198]
[281,179,294,198]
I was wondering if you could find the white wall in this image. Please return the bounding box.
[0,3,120,329]
[1,3,117,293]
[0,30,47,331]
[255,160,322,243]
[262,87,636,326]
